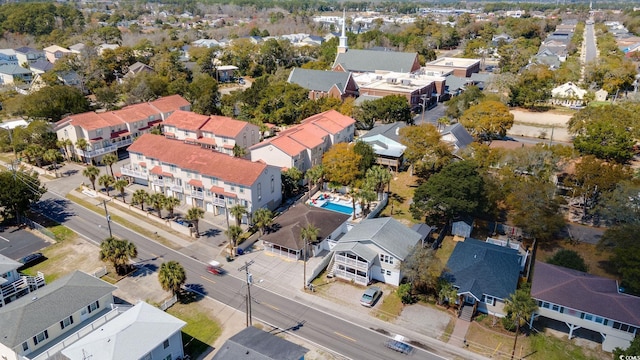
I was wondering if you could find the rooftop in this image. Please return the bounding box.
[426,57,480,68]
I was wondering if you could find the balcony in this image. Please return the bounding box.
[152,179,165,186]
[120,166,148,179]
[77,138,133,158]
[335,254,370,271]
[0,272,45,307]
[169,184,183,193]
[212,198,225,207]
[191,190,204,199]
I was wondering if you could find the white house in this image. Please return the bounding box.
[61,301,186,360]
[551,82,587,107]
[330,217,421,286]
[0,254,45,308]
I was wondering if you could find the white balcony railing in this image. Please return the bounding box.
[212,198,225,207]
[1,272,45,306]
[335,254,369,271]
[152,179,165,186]
[120,166,148,179]
[77,138,133,158]
[169,184,183,193]
[191,190,204,199]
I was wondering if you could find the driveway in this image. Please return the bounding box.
[0,226,51,261]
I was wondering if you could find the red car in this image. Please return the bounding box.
[206,261,225,275]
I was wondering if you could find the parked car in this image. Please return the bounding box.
[238,77,246,85]
[18,252,46,268]
[360,286,382,307]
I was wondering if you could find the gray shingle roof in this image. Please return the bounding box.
[531,261,640,326]
[441,123,474,152]
[287,68,352,93]
[445,238,521,300]
[30,59,53,72]
[0,271,116,348]
[360,122,406,144]
[0,253,21,275]
[334,49,418,73]
[0,65,32,75]
[336,217,421,261]
[331,241,379,263]
[212,326,309,360]
[260,204,350,251]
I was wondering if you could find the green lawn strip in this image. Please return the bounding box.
[50,224,74,242]
[65,193,181,249]
[434,236,456,265]
[21,246,73,283]
[381,171,419,224]
[528,332,602,360]
[440,318,455,342]
[375,290,403,321]
[167,302,222,358]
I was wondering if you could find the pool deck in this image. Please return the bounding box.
[307,192,372,220]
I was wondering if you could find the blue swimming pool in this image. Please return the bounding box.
[321,201,353,215]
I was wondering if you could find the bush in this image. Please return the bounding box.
[502,315,516,332]
[547,249,588,272]
[397,283,415,304]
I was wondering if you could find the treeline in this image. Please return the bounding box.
[0,3,84,37]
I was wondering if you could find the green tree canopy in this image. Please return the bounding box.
[410,160,486,224]
[459,100,514,140]
[158,261,186,296]
[506,180,565,242]
[599,224,640,296]
[322,143,362,186]
[17,86,90,121]
[0,170,45,220]
[353,95,412,128]
[99,237,137,275]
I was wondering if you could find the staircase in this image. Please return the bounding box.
[326,254,336,278]
[459,304,474,322]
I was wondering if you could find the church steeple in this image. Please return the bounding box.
[338,9,348,54]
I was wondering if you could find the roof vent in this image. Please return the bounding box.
[401,79,411,86]
[386,78,397,83]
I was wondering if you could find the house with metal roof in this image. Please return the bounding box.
[530,261,640,352]
[0,271,116,360]
[0,254,45,309]
[358,122,407,172]
[213,326,309,360]
[330,217,422,286]
[287,68,359,101]
[444,238,522,318]
[61,301,186,360]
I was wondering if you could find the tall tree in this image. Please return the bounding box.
[252,208,274,235]
[229,204,247,227]
[225,225,243,259]
[149,193,166,218]
[305,164,323,201]
[158,261,186,296]
[113,179,128,203]
[506,180,565,242]
[186,207,204,238]
[19,85,90,121]
[503,285,538,360]
[0,170,45,221]
[365,166,392,200]
[164,196,181,218]
[98,174,115,196]
[459,100,514,140]
[547,249,588,272]
[301,223,320,289]
[75,138,90,164]
[102,153,118,177]
[353,140,376,173]
[322,143,362,187]
[411,161,486,224]
[82,165,100,190]
[99,237,137,275]
[42,149,60,177]
[597,180,640,226]
[399,123,449,177]
[281,167,302,199]
[400,245,442,296]
[599,224,640,296]
[131,189,149,210]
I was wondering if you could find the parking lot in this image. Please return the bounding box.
[0,226,51,261]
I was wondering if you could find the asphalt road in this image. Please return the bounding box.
[34,191,446,360]
[584,22,597,63]
[0,226,49,261]
[414,102,446,125]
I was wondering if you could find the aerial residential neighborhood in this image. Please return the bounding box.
[0,1,639,360]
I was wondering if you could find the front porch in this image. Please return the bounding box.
[332,252,372,286]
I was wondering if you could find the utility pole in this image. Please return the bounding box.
[102,199,112,238]
[238,260,254,327]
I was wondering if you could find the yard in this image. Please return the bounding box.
[536,239,615,279]
[380,170,420,225]
[167,301,222,359]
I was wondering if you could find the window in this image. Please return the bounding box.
[87,301,99,314]
[239,186,244,194]
[164,355,172,360]
[169,165,176,172]
[257,183,262,200]
[60,315,74,329]
[230,185,235,191]
[483,295,495,306]
[271,175,275,193]
[381,268,385,274]
[33,330,48,345]
[386,270,391,275]
[379,254,394,264]
[163,339,170,349]
[22,342,28,351]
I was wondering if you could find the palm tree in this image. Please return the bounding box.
[99,237,138,275]
[232,144,247,158]
[98,174,115,196]
[305,165,323,201]
[229,204,247,227]
[164,196,181,218]
[24,144,45,167]
[504,285,538,360]
[82,165,101,190]
[75,138,90,164]
[252,208,273,235]
[225,225,243,259]
[43,149,60,177]
[113,179,128,203]
[56,139,71,162]
[365,165,392,200]
[132,189,149,210]
[301,223,319,289]
[102,153,118,177]
[149,193,166,218]
[437,116,450,131]
[158,261,186,296]
[185,207,205,237]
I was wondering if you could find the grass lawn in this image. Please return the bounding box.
[536,240,615,279]
[167,302,222,358]
[440,318,455,342]
[380,170,420,225]
[435,236,456,264]
[375,290,404,321]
